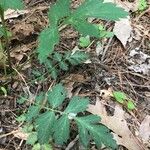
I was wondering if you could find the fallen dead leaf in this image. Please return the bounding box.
[113,18,132,47]
[87,99,145,150]
[139,115,150,144]
[13,129,28,140]
[1,9,28,21]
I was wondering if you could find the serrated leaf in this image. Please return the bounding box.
[0,0,24,10]
[44,59,58,79]
[53,115,70,145]
[76,115,101,147]
[26,105,40,122]
[67,51,89,65]
[35,92,45,104]
[59,61,68,71]
[113,91,127,104]
[65,96,89,114]
[26,132,37,145]
[36,111,55,144]
[48,0,71,26]
[37,27,59,63]
[53,52,62,62]
[75,116,117,149]
[68,18,100,38]
[47,84,67,108]
[71,0,128,21]
[79,36,91,48]
[127,100,136,110]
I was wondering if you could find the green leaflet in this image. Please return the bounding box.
[47,84,67,108]
[71,0,128,21]
[75,116,117,149]
[66,51,89,65]
[0,0,24,10]
[79,36,91,47]
[53,115,70,145]
[37,27,59,63]
[68,18,100,38]
[113,91,127,104]
[64,96,89,114]
[36,111,56,144]
[48,0,71,26]
[25,105,40,122]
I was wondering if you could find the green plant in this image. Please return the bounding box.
[112,91,136,110]
[18,84,118,149]
[0,0,24,71]
[17,0,129,149]
[37,0,128,78]
[138,0,148,11]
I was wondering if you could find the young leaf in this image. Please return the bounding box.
[68,18,100,38]
[47,84,67,108]
[0,0,24,10]
[127,100,136,110]
[37,27,59,63]
[113,91,127,104]
[79,36,91,48]
[48,0,71,26]
[64,96,89,114]
[75,116,117,149]
[25,105,40,122]
[71,0,128,21]
[66,51,89,65]
[36,111,55,144]
[53,115,70,145]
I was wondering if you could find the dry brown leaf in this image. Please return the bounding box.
[87,99,145,150]
[139,115,150,144]
[113,18,132,47]
[2,9,28,21]
[13,129,28,140]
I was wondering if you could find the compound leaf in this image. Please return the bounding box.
[75,116,117,149]
[0,0,24,10]
[72,0,128,21]
[36,111,55,144]
[53,115,70,145]
[65,96,89,114]
[25,105,40,122]
[48,0,71,26]
[37,27,59,63]
[66,51,89,65]
[47,84,67,108]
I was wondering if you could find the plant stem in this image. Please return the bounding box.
[0,7,12,71]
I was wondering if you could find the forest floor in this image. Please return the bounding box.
[0,0,150,150]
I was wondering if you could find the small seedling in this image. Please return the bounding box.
[138,0,148,11]
[79,36,91,48]
[112,91,136,110]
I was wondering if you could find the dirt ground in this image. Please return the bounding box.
[0,0,150,150]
